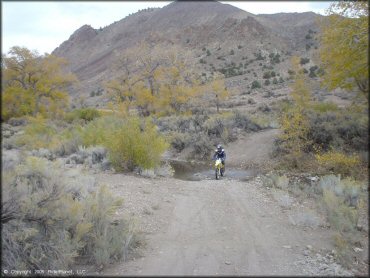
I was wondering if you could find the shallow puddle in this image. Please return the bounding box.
[169,160,259,181]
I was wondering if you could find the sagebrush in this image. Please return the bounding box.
[2,156,139,270]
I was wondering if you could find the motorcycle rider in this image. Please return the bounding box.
[213,144,226,171]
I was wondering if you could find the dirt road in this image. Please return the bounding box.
[89,129,353,276]
[91,172,349,276]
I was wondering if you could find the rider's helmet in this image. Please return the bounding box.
[217,144,222,152]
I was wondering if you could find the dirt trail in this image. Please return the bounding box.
[90,129,353,276]
[95,175,337,276]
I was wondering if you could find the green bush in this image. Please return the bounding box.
[169,131,192,152]
[15,116,59,150]
[300,57,310,65]
[307,110,368,152]
[251,80,261,89]
[2,157,138,270]
[320,175,365,232]
[232,110,261,132]
[65,108,101,123]
[263,71,271,79]
[192,133,215,159]
[105,117,168,171]
[311,102,339,113]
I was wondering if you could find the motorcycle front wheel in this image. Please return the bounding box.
[215,167,220,180]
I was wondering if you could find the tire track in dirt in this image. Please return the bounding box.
[99,177,335,276]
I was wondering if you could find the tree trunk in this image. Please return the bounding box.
[216,94,219,113]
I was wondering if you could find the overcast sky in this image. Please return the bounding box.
[2,1,332,55]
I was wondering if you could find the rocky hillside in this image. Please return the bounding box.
[52,1,323,107]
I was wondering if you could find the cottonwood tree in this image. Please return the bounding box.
[279,56,312,165]
[2,46,76,121]
[319,1,368,96]
[106,43,204,116]
[156,49,202,115]
[207,73,229,113]
[105,54,143,114]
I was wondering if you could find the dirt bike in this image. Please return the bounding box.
[215,158,225,180]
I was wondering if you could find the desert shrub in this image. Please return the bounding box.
[15,116,59,150]
[8,117,29,126]
[309,70,316,78]
[2,149,22,172]
[307,111,368,153]
[2,138,17,150]
[271,54,281,64]
[258,103,272,113]
[204,115,229,139]
[2,157,137,270]
[261,173,289,190]
[322,189,358,233]
[319,175,366,266]
[300,57,310,65]
[80,115,124,147]
[316,151,361,177]
[251,113,278,129]
[272,189,294,208]
[156,112,264,159]
[311,102,338,113]
[232,110,262,132]
[81,185,139,265]
[247,98,256,104]
[192,133,215,159]
[15,116,86,157]
[319,175,364,208]
[105,117,168,171]
[169,131,192,152]
[251,80,261,89]
[289,210,322,228]
[54,125,84,157]
[264,79,270,86]
[64,108,101,123]
[263,71,271,79]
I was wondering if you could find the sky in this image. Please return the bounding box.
[2,1,333,55]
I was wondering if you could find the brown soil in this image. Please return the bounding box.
[84,129,363,276]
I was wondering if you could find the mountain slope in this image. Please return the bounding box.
[52,1,322,106]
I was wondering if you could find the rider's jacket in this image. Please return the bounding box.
[213,149,226,161]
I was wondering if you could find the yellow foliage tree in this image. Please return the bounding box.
[2,46,77,121]
[104,55,142,114]
[155,52,202,115]
[279,56,312,162]
[319,1,368,96]
[106,43,204,116]
[207,73,229,113]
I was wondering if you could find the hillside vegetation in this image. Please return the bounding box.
[1,1,368,274]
